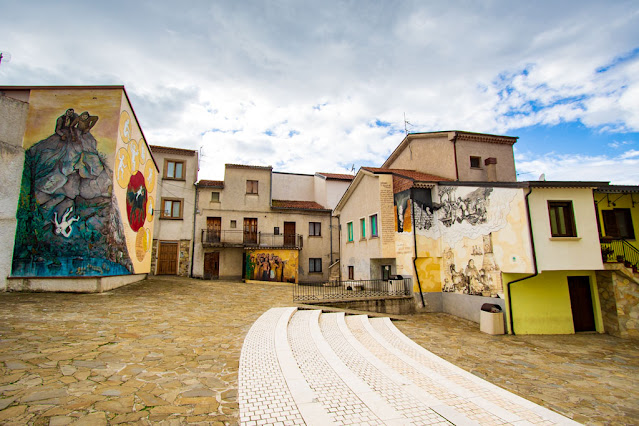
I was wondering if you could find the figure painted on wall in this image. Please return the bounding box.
[245,251,297,283]
[12,105,133,277]
[394,188,432,232]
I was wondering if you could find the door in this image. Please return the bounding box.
[207,217,221,243]
[568,276,596,332]
[157,242,178,275]
[284,221,296,246]
[244,218,258,244]
[204,252,219,279]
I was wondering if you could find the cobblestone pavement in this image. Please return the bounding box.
[0,276,637,425]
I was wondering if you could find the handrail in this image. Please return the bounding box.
[601,237,639,269]
[201,229,302,248]
[293,278,412,301]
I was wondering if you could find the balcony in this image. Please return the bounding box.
[202,229,303,249]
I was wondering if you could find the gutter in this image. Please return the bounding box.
[506,186,538,335]
[410,188,426,308]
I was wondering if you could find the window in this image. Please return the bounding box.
[274,226,280,235]
[470,156,481,169]
[309,258,322,273]
[309,222,321,236]
[360,218,366,239]
[548,201,577,237]
[211,191,220,202]
[164,159,184,180]
[370,214,378,237]
[230,220,237,228]
[347,222,353,242]
[161,198,183,219]
[602,208,635,239]
[348,266,354,280]
[246,180,259,194]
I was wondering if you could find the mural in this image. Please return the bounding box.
[395,188,432,232]
[245,249,298,283]
[12,101,132,277]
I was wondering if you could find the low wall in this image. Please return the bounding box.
[6,274,147,293]
[305,296,415,315]
[416,291,506,328]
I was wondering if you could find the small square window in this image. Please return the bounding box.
[230,220,237,229]
[211,191,220,202]
[246,180,259,194]
[309,222,321,236]
[470,156,481,169]
[164,160,185,179]
[309,258,322,273]
[548,201,577,237]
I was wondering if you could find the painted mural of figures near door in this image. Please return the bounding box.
[245,249,298,283]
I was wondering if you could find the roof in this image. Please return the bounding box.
[0,85,126,91]
[316,173,355,181]
[150,145,197,156]
[226,164,272,170]
[197,180,224,188]
[271,200,330,212]
[527,181,609,189]
[593,185,639,193]
[362,167,451,182]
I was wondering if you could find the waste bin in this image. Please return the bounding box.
[480,303,505,335]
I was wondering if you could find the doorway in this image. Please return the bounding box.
[204,252,220,279]
[244,218,258,244]
[157,241,178,275]
[207,217,221,243]
[568,276,596,332]
[284,221,296,246]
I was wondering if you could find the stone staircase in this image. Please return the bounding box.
[239,307,577,425]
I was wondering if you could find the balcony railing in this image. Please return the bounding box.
[202,229,303,248]
[601,237,639,270]
[293,278,412,302]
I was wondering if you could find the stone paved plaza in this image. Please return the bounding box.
[0,276,637,425]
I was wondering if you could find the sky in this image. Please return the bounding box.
[1,1,639,184]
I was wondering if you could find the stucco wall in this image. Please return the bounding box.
[454,140,516,182]
[385,134,457,180]
[529,187,603,271]
[272,172,315,202]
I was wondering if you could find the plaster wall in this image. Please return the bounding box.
[529,187,603,271]
[454,140,516,182]
[222,166,272,212]
[272,172,315,202]
[385,134,457,180]
[325,179,352,210]
[595,192,639,253]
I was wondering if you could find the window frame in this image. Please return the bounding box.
[470,156,482,169]
[370,214,378,238]
[211,191,220,202]
[309,258,322,273]
[309,222,321,237]
[348,266,354,280]
[548,200,577,237]
[360,217,366,239]
[230,220,237,229]
[246,179,259,194]
[161,197,184,220]
[163,159,185,180]
[602,208,635,240]
[347,222,354,242]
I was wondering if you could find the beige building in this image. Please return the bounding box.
[192,165,349,283]
[149,145,199,277]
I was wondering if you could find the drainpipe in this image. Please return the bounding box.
[506,186,538,335]
[451,132,459,181]
[410,188,426,308]
[190,182,199,278]
[337,215,342,282]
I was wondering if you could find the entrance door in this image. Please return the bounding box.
[204,252,220,279]
[157,242,178,275]
[284,222,296,246]
[244,218,258,244]
[207,217,221,243]
[568,276,596,332]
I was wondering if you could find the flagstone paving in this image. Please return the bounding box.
[0,275,637,425]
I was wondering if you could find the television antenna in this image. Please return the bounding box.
[404,112,414,135]
[0,51,12,67]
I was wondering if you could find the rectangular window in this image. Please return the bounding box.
[246,180,259,194]
[370,214,378,237]
[548,201,577,237]
[309,222,321,236]
[348,266,354,280]
[230,220,237,229]
[164,159,185,180]
[161,198,183,219]
[347,222,353,242]
[274,226,280,235]
[309,258,322,273]
[211,191,220,202]
[360,218,366,239]
[602,208,635,239]
[470,156,481,169]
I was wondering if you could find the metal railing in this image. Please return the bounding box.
[201,229,302,248]
[293,278,412,301]
[601,237,639,269]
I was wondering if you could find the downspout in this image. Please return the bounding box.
[410,188,426,308]
[452,132,459,181]
[506,186,538,335]
[190,182,198,278]
[337,215,342,282]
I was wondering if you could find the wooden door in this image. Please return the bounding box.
[207,217,221,243]
[284,221,296,246]
[244,218,257,244]
[204,252,219,279]
[157,242,178,275]
[568,276,596,332]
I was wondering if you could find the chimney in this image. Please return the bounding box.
[485,157,497,182]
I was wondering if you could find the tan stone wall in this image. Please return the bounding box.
[179,240,191,277]
[597,269,639,339]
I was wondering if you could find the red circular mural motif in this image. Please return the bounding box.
[126,171,147,232]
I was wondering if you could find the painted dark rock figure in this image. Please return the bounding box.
[12,110,133,277]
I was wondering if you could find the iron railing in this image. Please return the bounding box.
[202,229,302,248]
[601,237,639,269]
[293,278,412,302]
